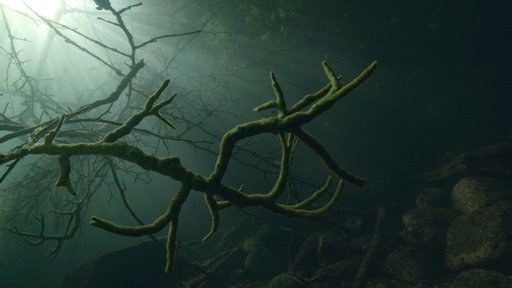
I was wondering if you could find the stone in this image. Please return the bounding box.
[384,247,440,283]
[401,207,456,248]
[450,269,512,288]
[451,177,512,214]
[445,202,512,270]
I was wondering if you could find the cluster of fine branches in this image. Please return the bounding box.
[0,1,376,272]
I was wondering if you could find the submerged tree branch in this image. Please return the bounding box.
[1,60,376,271]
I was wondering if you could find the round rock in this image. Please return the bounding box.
[451,177,512,214]
[445,202,512,270]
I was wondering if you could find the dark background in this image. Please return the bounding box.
[0,0,510,287]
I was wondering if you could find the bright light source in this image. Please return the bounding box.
[0,0,62,18]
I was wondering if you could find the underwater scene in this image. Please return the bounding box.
[0,0,511,287]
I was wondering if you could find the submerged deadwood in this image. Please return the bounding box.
[2,60,377,272]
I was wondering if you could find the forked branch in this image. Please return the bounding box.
[2,60,377,272]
